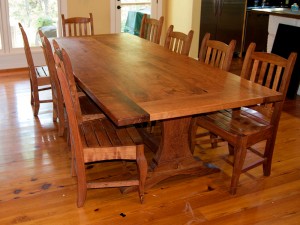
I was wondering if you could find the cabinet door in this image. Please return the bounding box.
[200,0,219,44]
[216,0,247,53]
[244,12,269,52]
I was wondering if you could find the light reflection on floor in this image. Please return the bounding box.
[0,74,61,167]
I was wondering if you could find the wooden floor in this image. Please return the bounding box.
[1,65,300,224]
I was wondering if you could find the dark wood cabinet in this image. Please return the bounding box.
[244,11,269,53]
[199,0,246,56]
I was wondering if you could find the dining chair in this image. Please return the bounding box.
[18,23,52,116]
[193,42,297,194]
[190,33,236,151]
[39,31,106,137]
[54,47,148,207]
[61,13,94,37]
[199,33,236,71]
[38,30,63,131]
[164,25,194,56]
[139,15,164,44]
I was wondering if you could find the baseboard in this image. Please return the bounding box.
[0,68,28,77]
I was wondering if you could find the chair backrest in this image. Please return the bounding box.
[164,25,194,56]
[61,13,94,37]
[18,23,37,82]
[38,30,62,95]
[241,42,297,100]
[54,48,85,172]
[39,31,64,109]
[198,33,236,71]
[52,40,85,124]
[139,15,164,44]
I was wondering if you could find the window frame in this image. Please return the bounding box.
[0,0,67,70]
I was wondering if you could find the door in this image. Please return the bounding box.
[199,0,219,43]
[110,0,162,34]
[216,0,247,53]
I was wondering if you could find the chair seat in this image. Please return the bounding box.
[197,107,273,146]
[35,66,51,86]
[82,119,142,148]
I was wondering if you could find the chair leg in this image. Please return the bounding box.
[230,138,247,195]
[30,81,34,105]
[76,164,87,208]
[189,117,198,154]
[52,100,58,122]
[57,121,65,137]
[57,108,65,137]
[32,87,40,116]
[210,132,219,148]
[136,145,148,203]
[263,137,276,176]
[33,101,40,116]
[228,143,234,156]
[71,146,77,177]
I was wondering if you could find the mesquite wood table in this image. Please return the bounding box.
[55,33,283,190]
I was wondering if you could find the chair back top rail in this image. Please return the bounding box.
[19,23,37,77]
[61,13,94,37]
[139,15,164,44]
[199,33,236,71]
[164,25,194,56]
[241,43,297,100]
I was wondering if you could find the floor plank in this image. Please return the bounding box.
[0,70,300,225]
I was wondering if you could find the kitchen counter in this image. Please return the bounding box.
[247,6,300,99]
[251,7,300,19]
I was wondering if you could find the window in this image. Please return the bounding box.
[120,0,151,33]
[0,3,4,52]
[110,0,162,33]
[9,0,59,48]
[0,0,67,70]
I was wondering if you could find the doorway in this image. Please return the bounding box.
[110,0,162,34]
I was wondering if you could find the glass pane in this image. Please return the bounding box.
[8,0,58,48]
[0,32,2,50]
[0,9,2,50]
[121,0,151,34]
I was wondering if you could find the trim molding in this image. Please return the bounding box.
[0,0,67,70]
[0,51,46,70]
[0,67,28,77]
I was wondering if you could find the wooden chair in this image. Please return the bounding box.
[139,15,164,44]
[39,31,105,137]
[164,25,194,56]
[199,33,236,71]
[190,33,236,151]
[61,13,94,37]
[38,30,63,131]
[192,43,297,194]
[18,23,52,116]
[54,47,148,207]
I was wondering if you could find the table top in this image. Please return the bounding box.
[55,33,283,126]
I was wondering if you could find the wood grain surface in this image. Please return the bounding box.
[55,34,283,126]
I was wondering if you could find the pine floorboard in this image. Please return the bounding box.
[0,64,300,224]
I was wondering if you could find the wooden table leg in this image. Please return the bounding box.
[122,116,219,194]
[145,116,219,189]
